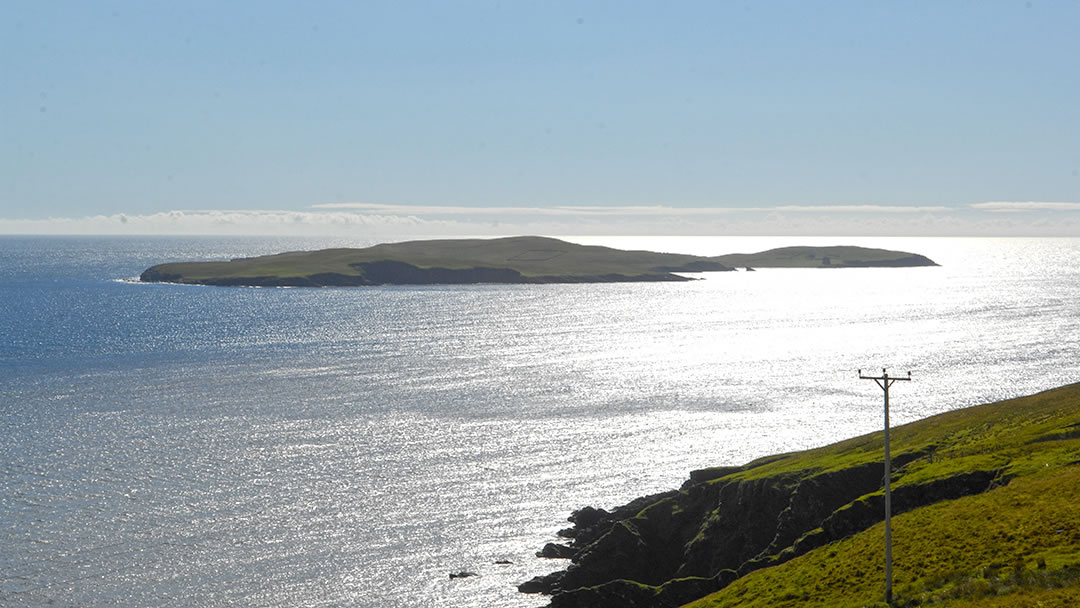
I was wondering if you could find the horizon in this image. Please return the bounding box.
[4,2,1079,237]
[2,202,1080,238]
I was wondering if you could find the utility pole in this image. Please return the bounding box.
[858,368,911,606]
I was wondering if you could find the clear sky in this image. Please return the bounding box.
[2,1,1078,236]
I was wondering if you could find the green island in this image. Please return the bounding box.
[519,383,1080,608]
[138,236,937,287]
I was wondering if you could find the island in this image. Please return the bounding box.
[139,236,938,287]
[519,383,1080,608]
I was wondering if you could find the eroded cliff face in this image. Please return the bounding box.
[521,452,1005,608]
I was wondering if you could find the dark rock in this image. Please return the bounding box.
[759,461,883,559]
[558,521,660,590]
[678,473,804,579]
[547,575,725,608]
[818,468,1004,544]
[547,579,658,608]
[449,571,478,579]
[518,571,563,594]
[565,491,679,550]
[568,506,608,528]
[537,543,576,559]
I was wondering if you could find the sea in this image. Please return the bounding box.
[1,234,1078,607]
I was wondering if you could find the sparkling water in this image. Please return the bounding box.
[1,235,1078,607]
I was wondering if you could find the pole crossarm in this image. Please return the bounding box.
[858,368,912,385]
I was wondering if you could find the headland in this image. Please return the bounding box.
[520,383,1080,607]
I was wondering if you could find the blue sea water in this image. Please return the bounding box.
[1,235,1078,607]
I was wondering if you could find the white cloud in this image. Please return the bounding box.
[312,202,949,216]
[1,203,1078,237]
[312,202,740,217]
[774,205,951,213]
[0,210,439,236]
[971,201,1080,212]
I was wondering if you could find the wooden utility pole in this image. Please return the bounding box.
[858,368,911,605]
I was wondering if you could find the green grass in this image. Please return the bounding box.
[684,466,1080,608]
[681,383,1080,608]
[708,382,1080,487]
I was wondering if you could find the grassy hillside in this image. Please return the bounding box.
[522,384,1080,608]
[682,383,1080,608]
[687,467,1080,607]
[139,236,935,286]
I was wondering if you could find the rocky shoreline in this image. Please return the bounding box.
[519,450,1006,608]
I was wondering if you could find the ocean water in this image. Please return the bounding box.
[1,235,1078,607]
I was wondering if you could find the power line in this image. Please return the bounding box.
[858,368,911,606]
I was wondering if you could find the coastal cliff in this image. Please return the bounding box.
[138,236,937,287]
[521,384,1080,608]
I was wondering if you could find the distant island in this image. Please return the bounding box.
[139,236,938,287]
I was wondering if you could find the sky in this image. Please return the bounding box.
[2,1,1079,237]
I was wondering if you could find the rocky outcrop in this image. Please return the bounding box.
[538,543,577,559]
[521,455,1009,608]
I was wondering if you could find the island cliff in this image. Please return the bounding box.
[139,236,937,287]
[520,383,1080,608]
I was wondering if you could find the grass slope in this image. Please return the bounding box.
[682,383,1080,608]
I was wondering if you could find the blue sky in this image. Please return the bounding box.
[2,1,1078,236]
